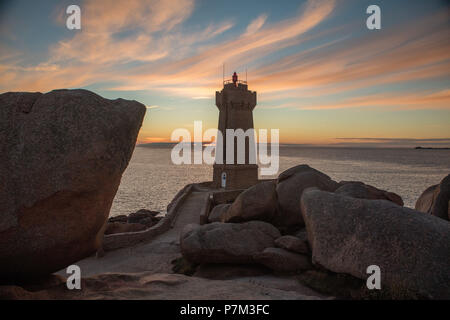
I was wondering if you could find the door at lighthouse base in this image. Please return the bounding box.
[221,172,227,188]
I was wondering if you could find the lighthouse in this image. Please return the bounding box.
[213,72,259,189]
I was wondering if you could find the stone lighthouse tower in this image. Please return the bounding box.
[213,72,259,189]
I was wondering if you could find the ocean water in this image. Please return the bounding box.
[109,146,450,216]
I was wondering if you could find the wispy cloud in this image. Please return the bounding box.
[192,96,211,100]
[244,14,268,36]
[296,89,450,110]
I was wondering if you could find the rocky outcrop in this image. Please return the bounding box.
[0,272,320,300]
[277,164,331,183]
[107,215,128,223]
[208,204,231,223]
[104,209,161,235]
[221,165,340,231]
[0,89,145,281]
[301,188,450,299]
[336,181,403,206]
[180,221,280,264]
[275,235,309,254]
[292,229,309,243]
[127,209,160,224]
[275,165,339,230]
[221,181,277,224]
[253,248,312,272]
[415,174,449,221]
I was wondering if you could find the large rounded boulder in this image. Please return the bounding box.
[301,188,450,299]
[253,247,312,272]
[335,181,403,206]
[275,165,339,229]
[0,89,145,281]
[221,181,277,224]
[208,204,231,223]
[180,221,280,264]
[415,174,449,221]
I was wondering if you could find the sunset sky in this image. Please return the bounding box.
[1,0,449,146]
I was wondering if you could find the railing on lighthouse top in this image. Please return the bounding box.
[223,79,248,85]
[223,71,247,86]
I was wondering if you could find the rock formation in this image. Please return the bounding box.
[301,188,450,299]
[220,165,342,231]
[180,221,280,264]
[0,272,318,300]
[275,165,339,229]
[336,181,403,206]
[0,89,145,281]
[415,174,449,221]
[221,181,277,224]
[274,235,309,254]
[253,248,312,272]
[208,204,231,223]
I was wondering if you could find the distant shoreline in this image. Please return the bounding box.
[137,143,450,150]
[415,146,450,150]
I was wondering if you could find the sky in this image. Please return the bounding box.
[0,0,449,147]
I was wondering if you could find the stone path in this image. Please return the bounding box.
[61,191,209,277]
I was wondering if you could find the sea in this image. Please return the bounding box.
[109,145,450,216]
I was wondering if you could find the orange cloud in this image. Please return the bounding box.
[295,89,450,110]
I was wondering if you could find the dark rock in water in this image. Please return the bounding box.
[276,165,339,230]
[253,247,313,272]
[105,209,160,234]
[0,89,145,281]
[127,209,159,223]
[139,216,160,227]
[221,181,277,224]
[301,188,450,299]
[336,181,403,206]
[104,222,147,235]
[208,204,231,223]
[194,264,271,280]
[275,235,310,254]
[107,209,160,229]
[108,215,128,223]
[180,221,280,264]
[415,174,450,221]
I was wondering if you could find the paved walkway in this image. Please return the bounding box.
[60,191,209,277]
